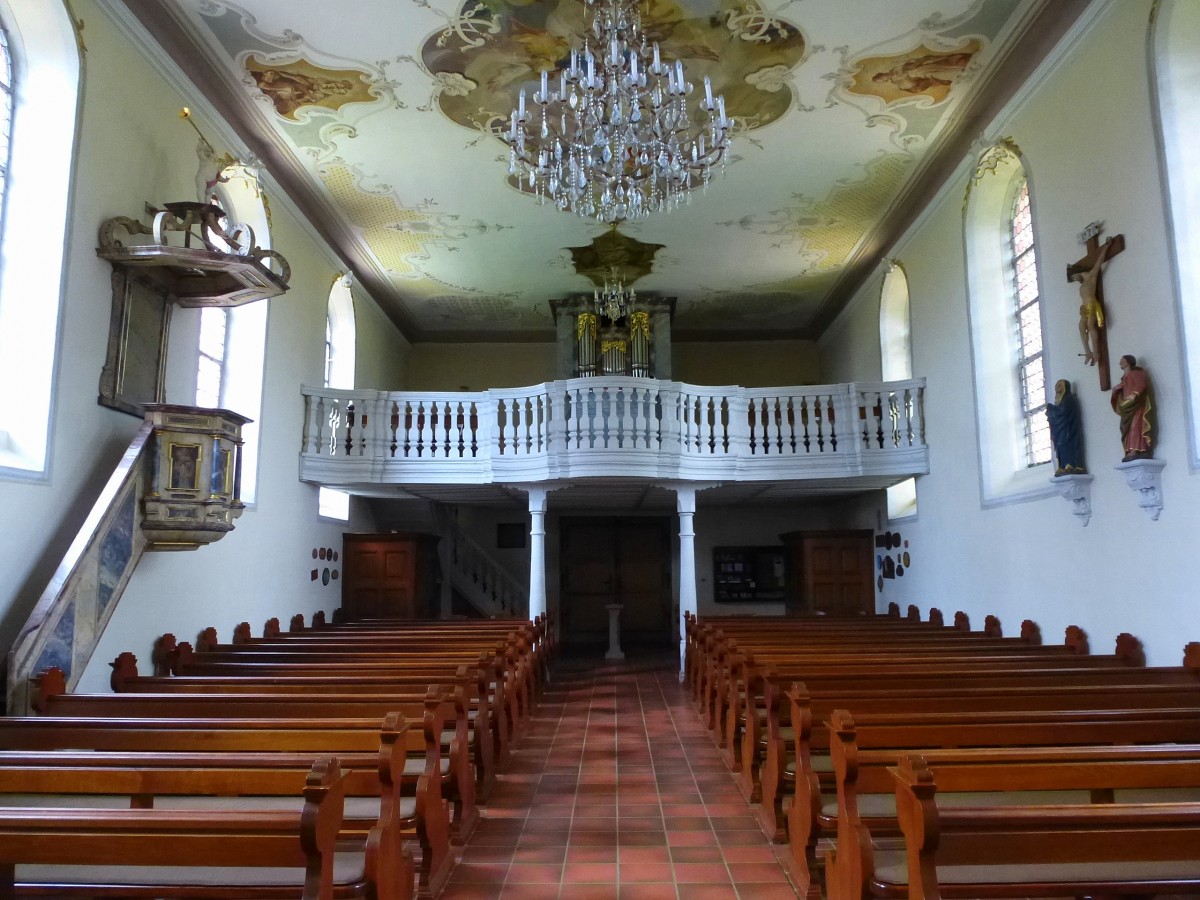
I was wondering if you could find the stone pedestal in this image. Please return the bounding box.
[605,603,625,661]
[1050,473,1094,526]
[1115,458,1166,521]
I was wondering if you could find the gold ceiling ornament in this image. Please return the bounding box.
[502,0,733,222]
[566,222,663,287]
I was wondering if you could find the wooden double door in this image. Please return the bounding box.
[560,516,673,649]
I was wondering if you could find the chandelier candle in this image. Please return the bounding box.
[503,0,733,222]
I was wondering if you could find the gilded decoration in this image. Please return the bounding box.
[567,226,665,287]
[962,136,1022,211]
[420,0,806,145]
[847,41,982,107]
[245,56,377,120]
[629,311,651,338]
[576,312,599,339]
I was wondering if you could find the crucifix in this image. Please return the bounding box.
[1066,220,1124,391]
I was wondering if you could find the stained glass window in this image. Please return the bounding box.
[1009,180,1050,466]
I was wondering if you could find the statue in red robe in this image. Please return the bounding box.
[1110,354,1153,462]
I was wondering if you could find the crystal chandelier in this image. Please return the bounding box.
[503,0,733,222]
[594,268,636,320]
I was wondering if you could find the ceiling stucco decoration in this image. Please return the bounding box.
[847,41,983,108]
[424,295,525,324]
[419,0,808,164]
[718,152,912,283]
[567,226,665,287]
[244,57,379,120]
[125,0,1080,341]
[319,161,464,278]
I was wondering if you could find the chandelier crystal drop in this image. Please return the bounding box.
[503,0,733,222]
[594,268,636,320]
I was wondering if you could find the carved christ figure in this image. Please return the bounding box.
[1072,247,1110,366]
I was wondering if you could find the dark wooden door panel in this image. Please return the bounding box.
[342,534,437,620]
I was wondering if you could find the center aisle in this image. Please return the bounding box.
[443,655,800,899]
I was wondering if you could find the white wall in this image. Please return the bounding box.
[0,0,410,690]
[820,0,1197,664]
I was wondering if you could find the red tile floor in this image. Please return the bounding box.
[442,655,800,899]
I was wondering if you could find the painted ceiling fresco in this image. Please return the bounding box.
[132,0,1051,339]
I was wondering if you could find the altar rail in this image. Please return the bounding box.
[299,378,927,486]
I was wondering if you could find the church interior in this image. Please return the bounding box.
[1,0,1200,895]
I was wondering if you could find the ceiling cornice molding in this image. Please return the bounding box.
[807,0,1097,337]
[105,0,420,338]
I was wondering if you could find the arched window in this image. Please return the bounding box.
[964,141,1054,504]
[194,164,269,503]
[879,262,917,519]
[318,274,355,521]
[1151,0,1200,469]
[0,3,80,478]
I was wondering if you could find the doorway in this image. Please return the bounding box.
[559,516,674,652]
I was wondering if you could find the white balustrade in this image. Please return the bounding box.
[298,378,928,487]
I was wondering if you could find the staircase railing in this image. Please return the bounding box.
[6,424,154,714]
[435,508,528,618]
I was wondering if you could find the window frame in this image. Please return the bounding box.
[318,274,356,523]
[963,142,1055,507]
[879,261,918,521]
[192,164,271,505]
[1150,0,1200,470]
[0,0,81,481]
[1006,178,1051,469]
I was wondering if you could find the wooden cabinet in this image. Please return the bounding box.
[341,533,439,620]
[780,530,875,616]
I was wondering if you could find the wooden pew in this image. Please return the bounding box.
[784,698,1200,898]
[722,627,1114,797]
[24,680,455,896]
[33,669,476,847]
[682,610,943,695]
[885,754,1200,899]
[0,750,414,899]
[750,635,1197,837]
[698,616,1063,740]
[118,650,502,800]
[166,637,519,762]
[321,613,558,687]
[232,616,545,710]
[825,710,1200,899]
[176,634,532,740]
[690,614,991,715]
[0,758,392,900]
